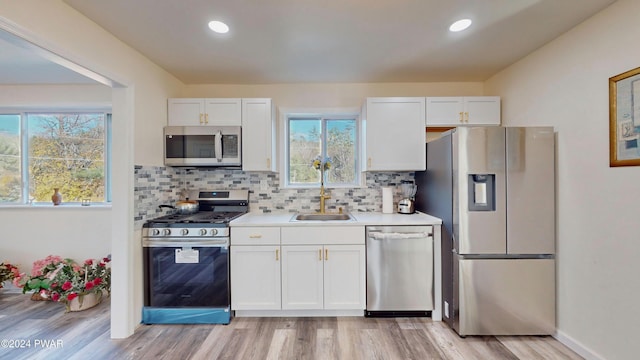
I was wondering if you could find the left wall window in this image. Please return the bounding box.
[0,112,112,204]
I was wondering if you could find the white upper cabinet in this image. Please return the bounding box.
[426,96,501,126]
[362,97,426,171]
[241,98,277,172]
[168,98,242,126]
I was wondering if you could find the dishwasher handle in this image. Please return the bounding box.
[368,231,432,240]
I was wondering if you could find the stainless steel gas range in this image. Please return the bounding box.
[141,189,248,325]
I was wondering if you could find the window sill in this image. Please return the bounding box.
[0,203,112,210]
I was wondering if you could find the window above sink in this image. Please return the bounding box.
[282,109,362,189]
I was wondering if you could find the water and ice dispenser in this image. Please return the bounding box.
[468,174,495,211]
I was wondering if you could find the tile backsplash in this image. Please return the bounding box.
[134,165,414,228]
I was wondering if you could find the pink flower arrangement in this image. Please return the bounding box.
[0,262,20,288]
[48,255,111,311]
[14,255,111,310]
[13,256,67,297]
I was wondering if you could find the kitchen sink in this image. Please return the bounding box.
[291,213,354,221]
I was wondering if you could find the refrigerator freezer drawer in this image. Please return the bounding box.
[455,258,555,336]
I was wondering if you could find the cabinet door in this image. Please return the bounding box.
[426,97,464,126]
[281,245,324,310]
[230,245,281,310]
[204,98,242,126]
[464,97,501,125]
[364,97,426,171]
[242,98,276,171]
[323,245,366,310]
[426,97,501,126]
[168,98,205,126]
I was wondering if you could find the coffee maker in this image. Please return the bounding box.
[397,180,417,214]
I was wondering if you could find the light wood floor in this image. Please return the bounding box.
[0,293,582,360]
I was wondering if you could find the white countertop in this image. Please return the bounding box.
[230,211,442,227]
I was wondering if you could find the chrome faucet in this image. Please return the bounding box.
[319,184,331,214]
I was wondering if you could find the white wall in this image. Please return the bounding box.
[0,1,184,338]
[485,1,640,359]
[0,84,111,108]
[0,207,111,269]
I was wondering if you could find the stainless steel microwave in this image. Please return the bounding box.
[164,126,242,167]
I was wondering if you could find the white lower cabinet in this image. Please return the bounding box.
[230,227,281,310]
[230,245,281,310]
[231,225,366,314]
[281,226,366,311]
[322,244,366,310]
[281,244,365,310]
[281,245,324,309]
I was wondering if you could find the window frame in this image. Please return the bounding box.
[0,108,112,206]
[281,108,362,189]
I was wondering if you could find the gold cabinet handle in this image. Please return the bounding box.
[199,113,204,124]
[367,157,372,168]
[266,158,271,168]
[325,249,328,261]
[205,113,209,124]
[464,112,469,123]
[459,111,464,123]
[249,234,262,239]
[275,249,279,261]
[319,249,322,261]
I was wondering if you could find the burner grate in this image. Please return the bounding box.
[147,211,245,225]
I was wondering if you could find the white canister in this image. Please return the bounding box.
[382,186,394,214]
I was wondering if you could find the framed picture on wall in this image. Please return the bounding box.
[609,66,640,167]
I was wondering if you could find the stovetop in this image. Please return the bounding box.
[146,211,246,225]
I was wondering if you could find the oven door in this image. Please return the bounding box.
[164,126,241,167]
[144,241,229,308]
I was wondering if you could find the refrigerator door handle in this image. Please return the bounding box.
[452,233,457,253]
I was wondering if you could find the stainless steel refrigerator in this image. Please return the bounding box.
[415,126,556,336]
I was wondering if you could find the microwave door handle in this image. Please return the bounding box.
[214,130,223,162]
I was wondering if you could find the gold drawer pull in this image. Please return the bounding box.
[205,113,209,124]
[319,249,322,261]
[199,113,204,124]
[249,234,262,239]
[275,249,279,261]
[325,249,328,261]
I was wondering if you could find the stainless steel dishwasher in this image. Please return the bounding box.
[365,225,434,317]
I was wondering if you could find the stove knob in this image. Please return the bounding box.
[200,229,207,236]
[181,229,189,236]
[163,229,171,236]
[152,229,160,236]
[211,229,218,236]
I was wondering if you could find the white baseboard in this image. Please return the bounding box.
[554,330,605,360]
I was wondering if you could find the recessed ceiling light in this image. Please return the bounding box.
[449,19,472,32]
[208,20,229,34]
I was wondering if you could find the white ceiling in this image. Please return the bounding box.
[1,0,617,85]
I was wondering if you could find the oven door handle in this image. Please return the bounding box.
[143,239,229,248]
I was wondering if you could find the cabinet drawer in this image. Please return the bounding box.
[231,227,281,245]
[281,226,365,245]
